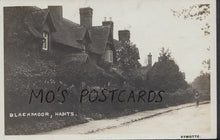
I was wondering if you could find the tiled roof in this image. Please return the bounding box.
[51,16,86,50]
[27,24,43,39]
[61,52,88,64]
[25,6,112,54]
[88,26,110,54]
[24,9,49,32]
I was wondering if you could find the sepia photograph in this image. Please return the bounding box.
[1,0,217,139]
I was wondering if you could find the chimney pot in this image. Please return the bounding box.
[148,53,152,67]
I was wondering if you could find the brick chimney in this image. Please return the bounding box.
[79,7,93,28]
[118,30,130,43]
[102,17,114,42]
[48,6,63,19]
[148,53,152,67]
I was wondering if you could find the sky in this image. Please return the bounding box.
[3,0,215,83]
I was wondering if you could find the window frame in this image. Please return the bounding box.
[109,50,113,63]
[105,49,113,63]
[42,31,49,51]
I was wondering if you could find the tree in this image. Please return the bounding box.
[171,4,210,36]
[146,48,188,92]
[115,41,141,71]
[192,47,210,96]
[171,4,211,69]
[158,47,171,61]
[192,73,210,92]
[172,4,211,95]
[202,46,211,73]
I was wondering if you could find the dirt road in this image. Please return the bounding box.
[43,102,210,135]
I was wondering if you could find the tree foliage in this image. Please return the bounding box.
[159,47,171,61]
[202,46,211,73]
[171,4,210,36]
[192,73,210,94]
[171,4,210,20]
[115,41,141,71]
[146,48,188,92]
[172,4,211,95]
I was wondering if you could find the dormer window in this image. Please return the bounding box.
[42,32,49,51]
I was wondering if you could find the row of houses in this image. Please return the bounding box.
[4,6,153,88]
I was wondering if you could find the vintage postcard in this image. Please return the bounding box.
[1,0,217,139]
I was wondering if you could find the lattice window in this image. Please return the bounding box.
[42,32,49,51]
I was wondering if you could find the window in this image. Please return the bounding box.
[105,50,113,63]
[42,32,49,51]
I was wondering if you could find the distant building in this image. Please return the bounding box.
[138,53,153,80]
